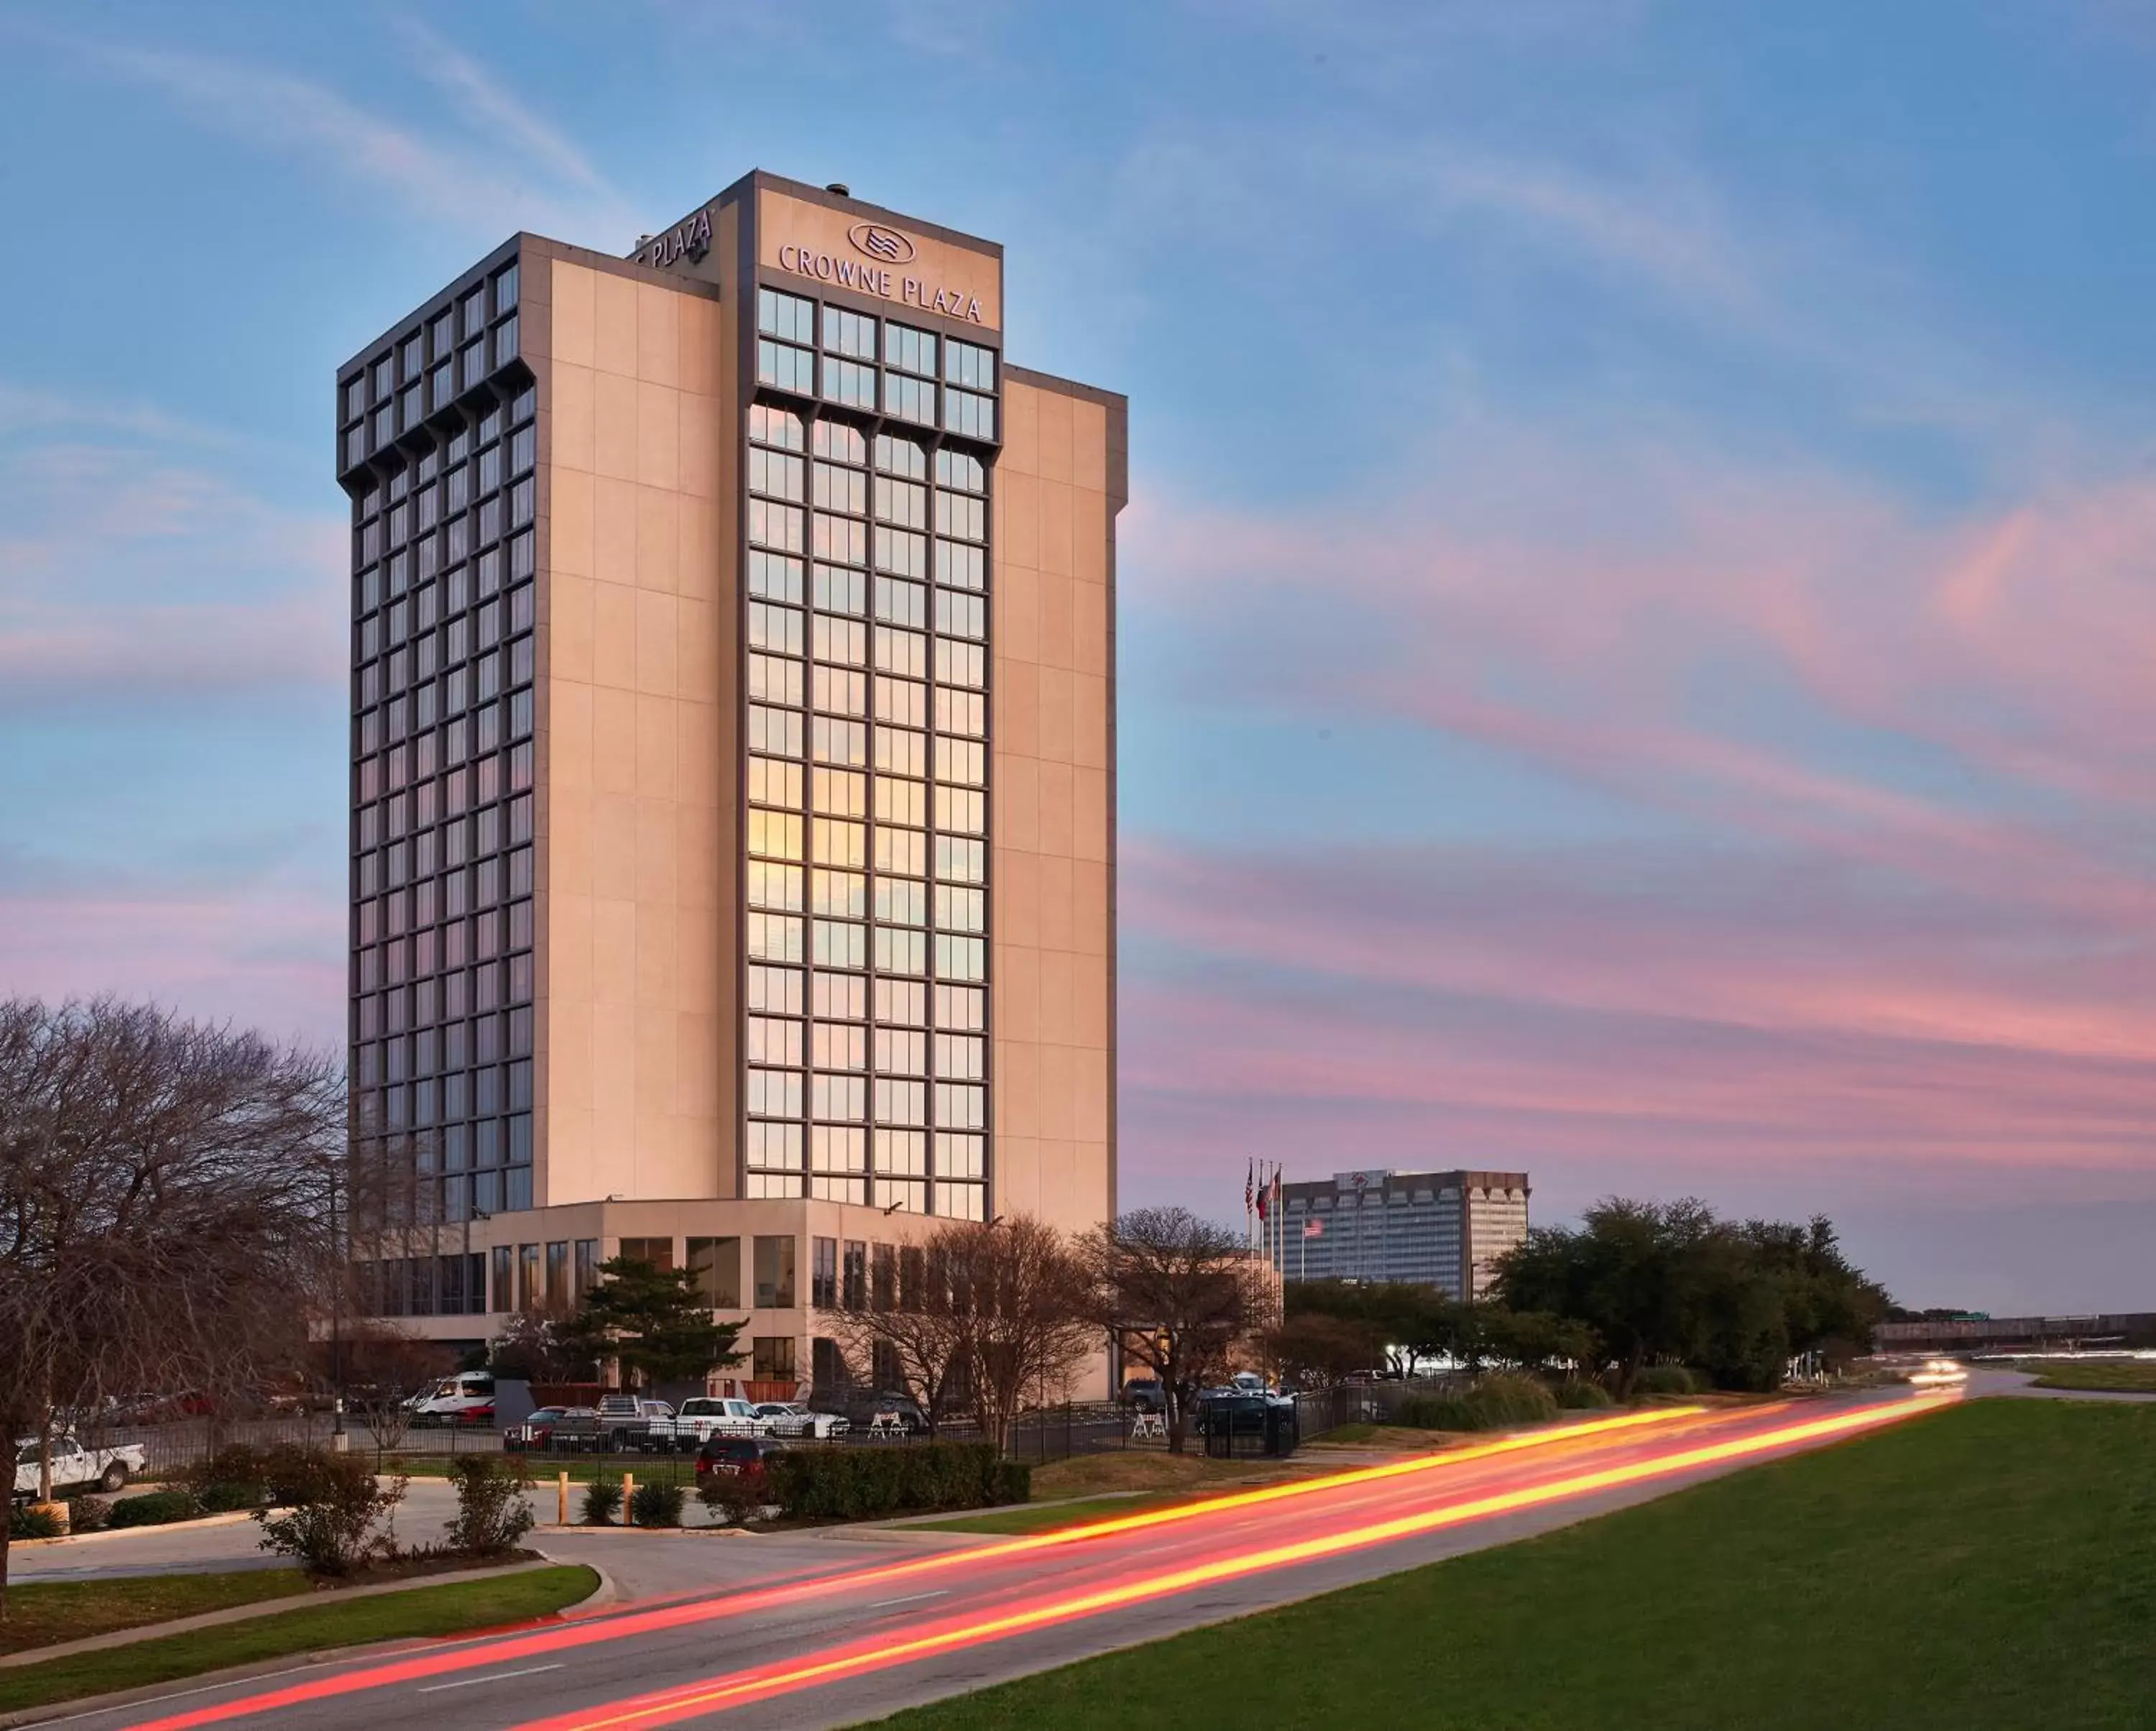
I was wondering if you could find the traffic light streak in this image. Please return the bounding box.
[119,1402,1720,1731]
[517,1397,1941,1731]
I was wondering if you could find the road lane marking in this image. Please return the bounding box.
[418,1663,565,1694]
[867,1592,949,1609]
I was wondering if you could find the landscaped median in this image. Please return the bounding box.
[2015,1358,2156,1394]
[864,1400,2156,1731]
[0,1564,599,1714]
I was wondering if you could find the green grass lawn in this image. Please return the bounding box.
[0,1564,598,1713]
[0,1571,311,1656]
[2017,1359,2156,1394]
[867,1400,2156,1731]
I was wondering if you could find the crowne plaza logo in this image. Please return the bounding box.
[848,222,916,265]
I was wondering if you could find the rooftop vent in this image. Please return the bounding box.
[826,183,850,197]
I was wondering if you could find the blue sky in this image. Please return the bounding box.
[3,1,2152,1310]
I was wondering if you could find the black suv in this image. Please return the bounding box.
[834,1388,928,1436]
[695,1435,788,1481]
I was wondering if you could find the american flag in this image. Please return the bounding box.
[1304,1218,1324,1239]
[1245,1160,1254,1216]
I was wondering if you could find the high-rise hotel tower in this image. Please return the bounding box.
[336,173,1121,1392]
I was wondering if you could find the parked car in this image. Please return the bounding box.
[837,1389,927,1436]
[505,1406,596,1451]
[406,1372,499,1427]
[1120,1377,1166,1413]
[694,1435,788,1482]
[753,1401,851,1439]
[591,1395,674,1450]
[13,1435,147,1501]
[648,1397,765,1451]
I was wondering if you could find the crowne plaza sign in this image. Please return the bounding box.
[759,189,1001,332]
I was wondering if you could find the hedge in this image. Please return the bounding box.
[1633,1364,1700,1396]
[765,1443,1028,1520]
[109,1489,205,1529]
[1555,1380,1616,1410]
[1394,1372,1560,1433]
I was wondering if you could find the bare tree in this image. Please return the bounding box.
[1078,1208,1268,1455]
[0,998,344,1620]
[825,1218,1096,1452]
[339,1321,456,1464]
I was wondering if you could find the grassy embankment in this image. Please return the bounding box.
[869,1400,2156,1731]
[0,1565,598,1713]
[910,1448,1318,1534]
[2015,1359,2156,1394]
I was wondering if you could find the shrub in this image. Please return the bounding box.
[994,1461,1032,1507]
[110,1489,205,1528]
[698,1468,767,1528]
[1469,1372,1560,1427]
[630,1480,686,1528]
[64,1494,112,1532]
[9,1504,64,1540]
[765,1443,1010,1522]
[253,1457,405,1576]
[445,1456,535,1556]
[580,1476,622,1527]
[1556,1380,1616,1410]
[1393,1393,1476,1431]
[1634,1364,1699,1397]
[181,1445,271,1510]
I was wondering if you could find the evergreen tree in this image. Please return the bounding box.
[553,1256,747,1387]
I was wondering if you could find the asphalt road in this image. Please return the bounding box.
[57,1386,1950,1731]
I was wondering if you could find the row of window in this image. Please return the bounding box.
[745,868,986,924]
[755,289,998,441]
[342,265,523,469]
[744,1020,985,1075]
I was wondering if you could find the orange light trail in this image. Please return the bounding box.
[124,1402,1712,1731]
[517,1395,1948,1731]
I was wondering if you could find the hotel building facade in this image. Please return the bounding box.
[1271,1170,1531,1300]
[334,173,1121,1394]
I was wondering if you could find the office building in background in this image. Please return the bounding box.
[335,171,1122,1393]
[1273,1170,1531,1299]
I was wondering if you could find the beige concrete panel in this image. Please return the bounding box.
[679,396,717,500]
[544,1104,593,1205]
[1072,672,1107,771]
[995,1135,1041,1221]
[549,891,594,1011]
[637,898,679,1010]
[678,1012,721,1119]
[548,996,594,1111]
[996,942,1040,1043]
[1037,759,1074,860]
[1038,479,1073,581]
[594,371,638,482]
[995,656,1039,760]
[1072,575,1107,676]
[635,592,679,698]
[591,791,638,901]
[551,261,596,371]
[678,793,721,910]
[594,271,639,379]
[592,689,639,796]
[1074,766,1109,863]
[998,564,1039,666]
[1034,1139,1072,1234]
[1038,1042,1076,1140]
[1038,947,1075,1047]
[550,468,594,578]
[1074,1051,1110,1144]
[1074,959,1109,1048]
[550,676,594,790]
[676,697,719,807]
[998,1038,1040,1137]
[1038,853,1074,955]
[636,696,678,801]
[551,572,595,686]
[679,300,720,398]
[635,1001,678,1119]
[593,477,638,588]
[677,600,719,705]
[996,846,1040,947]
[549,781,593,898]
[637,382,681,492]
[635,792,678,902]
[636,489,680,596]
[1038,570,1074,673]
[635,282,680,385]
[1073,490,1108,587]
[996,752,1039,853]
[593,583,637,692]
[1072,400,1109,494]
[1072,860,1109,957]
[1002,380,1039,477]
[997,470,1040,573]
[593,899,636,1006]
[678,495,721,601]
[1038,664,1074,766]
[1036,389,1074,483]
[552,362,596,475]
[676,905,721,1009]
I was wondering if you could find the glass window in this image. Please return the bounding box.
[821,354,875,409]
[619,1236,675,1270]
[757,287,816,344]
[752,1336,797,1380]
[883,373,935,426]
[574,1238,601,1294]
[753,1235,798,1308]
[944,339,996,392]
[812,1237,838,1308]
[545,1241,569,1308]
[944,388,995,441]
[759,339,814,394]
[688,1236,742,1308]
[885,323,937,377]
[517,1242,540,1310]
[750,403,805,451]
[821,304,877,359]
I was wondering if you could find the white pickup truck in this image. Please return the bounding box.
[13,1435,147,1500]
[644,1397,768,1451]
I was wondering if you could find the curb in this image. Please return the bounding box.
[6,1511,259,1551]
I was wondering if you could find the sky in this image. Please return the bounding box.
[0,1,2151,1313]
